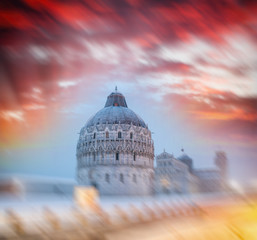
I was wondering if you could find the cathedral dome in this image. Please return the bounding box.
[178,153,193,173]
[85,91,147,128]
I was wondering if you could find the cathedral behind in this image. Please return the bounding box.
[76,88,154,195]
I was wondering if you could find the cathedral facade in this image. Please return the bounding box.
[154,150,227,194]
[154,151,189,194]
[76,89,154,195]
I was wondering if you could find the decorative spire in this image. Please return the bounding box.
[115,86,117,92]
[181,147,184,152]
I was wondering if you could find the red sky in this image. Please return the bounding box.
[0,0,256,183]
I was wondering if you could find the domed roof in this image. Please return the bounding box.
[178,154,192,162]
[156,150,174,159]
[85,89,147,128]
[178,153,193,173]
[104,91,128,108]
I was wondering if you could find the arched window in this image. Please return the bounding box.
[93,133,96,139]
[120,173,124,183]
[118,131,122,138]
[133,153,136,161]
[130,132,133,139]
[116,152,119,161]
[133,174,137,183]
[105,173,110,183]
[106,131,109,138]
[93,153,96,161]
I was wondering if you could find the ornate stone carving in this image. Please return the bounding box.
[77,90,154,195]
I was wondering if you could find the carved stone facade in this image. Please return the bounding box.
[76,90,154,195]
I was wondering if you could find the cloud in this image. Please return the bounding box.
[22,104,46,111]
[160,86,257,143]
[195,56,253,78]
[0,110,24,122]
[135,60,198,76]
[58,80,78,88]
[0,0,257,149]
[1,0,256,47]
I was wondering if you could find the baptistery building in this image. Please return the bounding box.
[76,89,154,195]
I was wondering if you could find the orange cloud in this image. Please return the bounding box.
[160,84,257,145]
[190,109,257,122]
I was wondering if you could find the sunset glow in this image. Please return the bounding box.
[0,0,256,183]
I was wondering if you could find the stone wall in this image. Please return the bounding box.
[77,123,154,195]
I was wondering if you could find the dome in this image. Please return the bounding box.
[178,153,193,173]
[178,154,192,162]
[85,90,147,128]
[76,88,154,196]
[156,150,174,159]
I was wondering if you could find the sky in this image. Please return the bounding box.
[0,0,256,185]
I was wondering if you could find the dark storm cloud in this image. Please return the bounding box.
[0,0,256,45]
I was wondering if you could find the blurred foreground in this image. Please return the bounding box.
[0,190,257,240]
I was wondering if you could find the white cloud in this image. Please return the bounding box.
[32,87,42,93]
[22,104,46,111]
[84,41,121,64]
[58,81,78,88]
[29,45,51,62]
[0,110,25,122]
